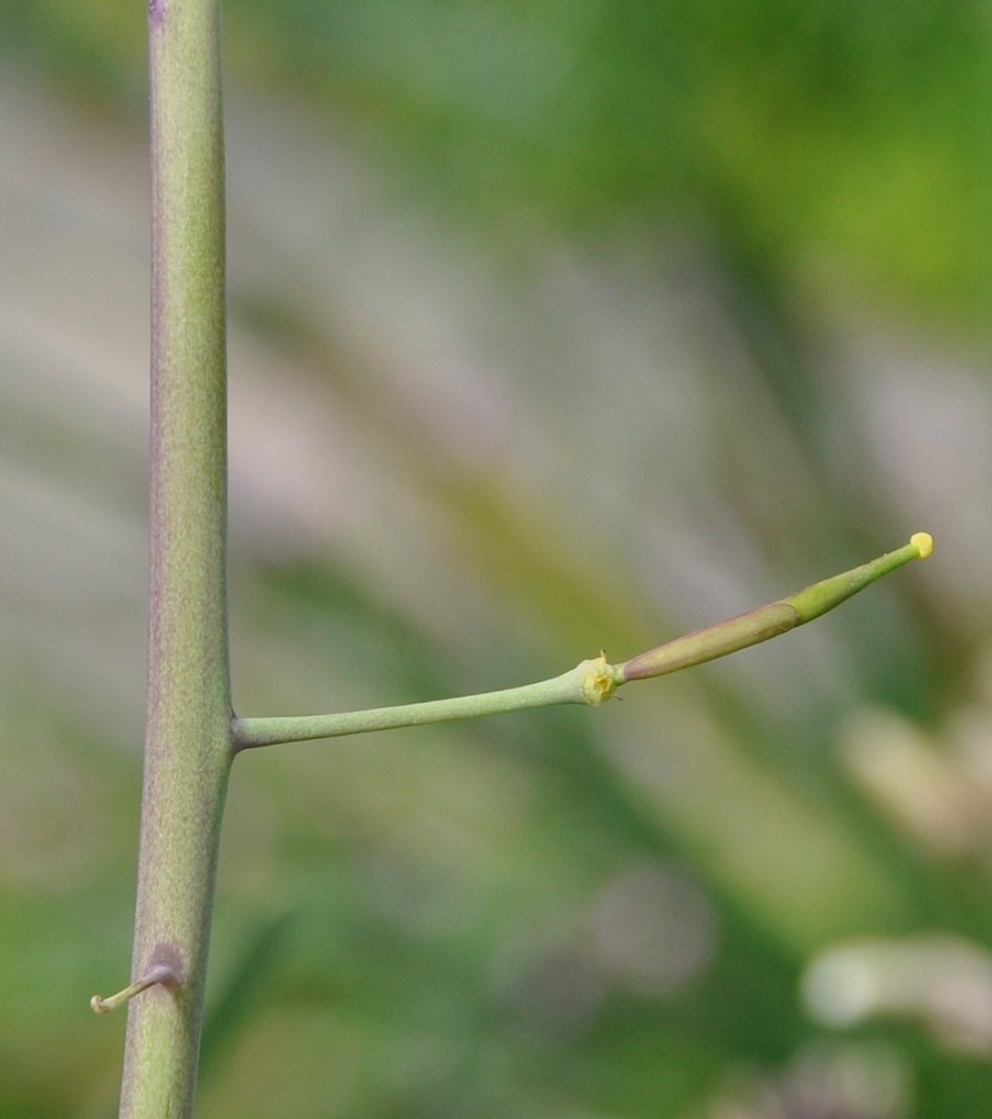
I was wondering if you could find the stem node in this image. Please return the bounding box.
[578,652,620,705]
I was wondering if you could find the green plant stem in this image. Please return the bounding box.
[118,1,232,1116]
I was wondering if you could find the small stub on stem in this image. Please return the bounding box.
[90,962,178,1015]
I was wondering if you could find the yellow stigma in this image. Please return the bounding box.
[910,532,934,560]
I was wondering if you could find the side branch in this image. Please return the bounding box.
[232,534,932,752]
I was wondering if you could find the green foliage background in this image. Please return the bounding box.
[2,2,992,1116]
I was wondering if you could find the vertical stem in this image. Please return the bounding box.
[120,1,232,1116]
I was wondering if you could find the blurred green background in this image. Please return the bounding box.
[3,2,992,1116]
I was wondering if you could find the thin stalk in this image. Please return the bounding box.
[118,1,232,1115]
[232,662,600,749]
